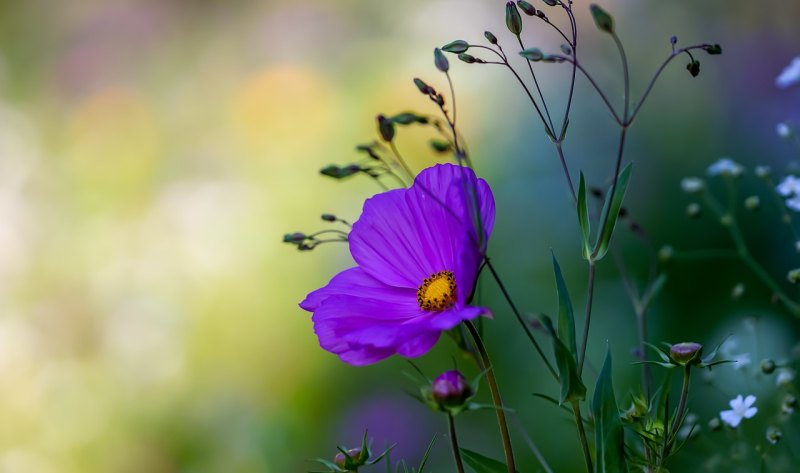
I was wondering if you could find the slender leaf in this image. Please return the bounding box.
[592,348,628,473]
[551,253,577,358]
[539,315,586,403]
[594,163,633,260]
[460,449,513,473]
[577,173,591,259]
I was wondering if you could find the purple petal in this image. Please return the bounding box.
[299,267,411,312]
[396,331,440,358]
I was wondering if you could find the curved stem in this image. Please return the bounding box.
[549,56,622,125]
[447,413,466,473]
[465,320,516,473]
[611,32,630,123]
[664,366,691,458]
[485,258,560,380]
[388,141,415,181]
[517,36,556,133]
[571,401,594,473]
[578,261,597,374]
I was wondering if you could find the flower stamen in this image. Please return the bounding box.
[417,270,457,311]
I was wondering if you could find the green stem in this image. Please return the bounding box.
[447,413,466,473]
[571,401,594,473]
[664,366,691,458]
[465,320,516,473]
[485,258,560,380]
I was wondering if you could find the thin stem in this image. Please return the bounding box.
[517,36,556,133]
[510,415,555,473]
[388,141,415,181]
[485,258,560,380]
[549,56,622,125]
[578,261,597,375]
[560,7,578,137]
[630,45,714,123]
[664,366,691,458]
[447,413,466,473]
[611,32,631,123]
[555,142,577,202]
[571,401,594,473]
[591,126,629,260]
[465,320,516,473]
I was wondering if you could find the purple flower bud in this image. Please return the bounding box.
[432,370,473,408]
[670,342,703,365]
[434,48,449,73]
[505,2,522,36]
[377,114,395,142]
[413,78,433,95]
[283,232,306,243]
[334,447,364,470]
[517,0,537,15]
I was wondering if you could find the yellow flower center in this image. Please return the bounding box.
[417,270,457,311]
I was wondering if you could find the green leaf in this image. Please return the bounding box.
[577,173,591,259]
[592,348,628,473]
[460,449,513,473]
[539,315,586,403]
[442,40,470,54]
[519,48,544,61]
[551,253,577,358]
[593,163,633,260]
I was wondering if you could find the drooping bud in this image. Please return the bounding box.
[670,342,703,366]
[703,44,723,55]
[321,214,337,222]
[670,35,678,45]
[377,114,395,142]
[484,31,498,45]
[432,370,474,408]
[589,4,614,34]
[442,40,469,54]
[413,78,433,95]
[687,60,701,77]
[430,139,452,153]
[517,0,537,16]
[760,358,776,374]
[541,0,559,6]
[505,2,523,35]
[434,48,449,73]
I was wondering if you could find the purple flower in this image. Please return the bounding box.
[300,164,495,365]
[432,370,474,408]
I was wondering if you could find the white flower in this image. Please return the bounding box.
[755,166,771,178]
[776,368,796,387]
[786,196,800,212]
[777,122,792,138]
[720,394,758,428]
[707,158,744,177]
[681,177,705,194]
[776,175,800,197]
[776,57,800,89]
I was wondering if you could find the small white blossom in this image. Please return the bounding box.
[776,175,800,197]
[720,394,758,428]
[776,368,796,387]
[707,158,744,177]
[776,57,800,89]
[777,122,792,138]
[786,196,800,212]
[681,177,705,194]
[755,166,771,178]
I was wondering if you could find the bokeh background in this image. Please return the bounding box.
[0,0,798,471]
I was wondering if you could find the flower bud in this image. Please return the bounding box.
[687,60,700,77]
[517,0,537,15]
[731,283,745,300]
[766,426,782,445]
[283,232,307,244]
[432,370,474,408]
[755,166,771,178]
[542,0,559,6]
[745,196,760,211]
[458,53,477,64]
[505,2,522,35]
[484,31,498,44]
[334,447,365,470]
[787,268,800,284]
[784,393,797,408]
[434,48,449,73]
[377,114,395,142]
[589,4,614,33]
[658,245,675,262]
[760,358,776,374]
[321,213,337,222]
[413,78,433,95]
[708,417,722,431]
[670,342,703,366]
[680,177,705,194]
[442,40,469,54]
[686,203,702,219]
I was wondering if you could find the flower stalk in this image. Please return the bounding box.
[447,413,466,473]
[465,320,516,473]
